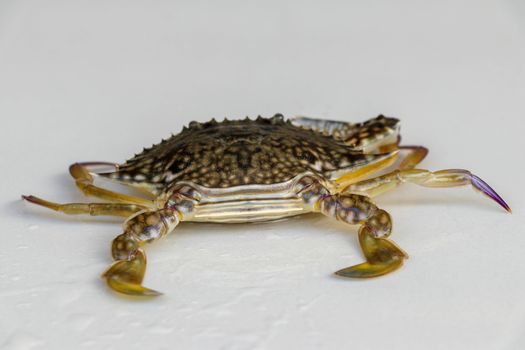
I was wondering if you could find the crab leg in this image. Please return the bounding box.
[291,115,401,152]
[316,193,407,277]
[22,195,146,217]
[291,116,356,138]
[341,168,511,212]
[69,163,152,207]
[103,208,181,296]
[397,146,428,170]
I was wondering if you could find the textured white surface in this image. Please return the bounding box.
[1,1,524,349]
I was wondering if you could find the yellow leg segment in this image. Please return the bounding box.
[102,209,180,296]
[22,195,146,217]
[342,168,511,212]
[69,163,152,207]
[317,193,407,278]
[397,146,428,170]
[336,225,406,277]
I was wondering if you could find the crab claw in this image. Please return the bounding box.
[335,225,408,278]
[335,260,404,278]
[102,249,162,297]
[470,174,511,213]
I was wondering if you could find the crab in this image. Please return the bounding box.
[23,114,510,296]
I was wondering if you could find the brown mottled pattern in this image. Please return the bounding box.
[102,114,381,191]
[293,115,400,148]
[319,193,392,238]
[343,115,399,148]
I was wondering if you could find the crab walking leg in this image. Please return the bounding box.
[291,115,401,152]
[69,163,152,207]
[22,195,146,217]
[103,208,181,296]
[290,116,356,138]
[342,168,511,212]
[397,146,428,170]
[316,193,407,277]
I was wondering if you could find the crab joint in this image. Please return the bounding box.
[123,209,180,243]
[104,208,181,296]
[318,193,390,235]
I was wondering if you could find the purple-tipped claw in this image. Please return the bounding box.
[471,174,511,213]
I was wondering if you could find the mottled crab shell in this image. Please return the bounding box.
[100,114,399,195]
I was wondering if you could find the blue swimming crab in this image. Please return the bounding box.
[23,114,510,296]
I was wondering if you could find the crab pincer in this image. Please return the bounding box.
[102,209,180,296]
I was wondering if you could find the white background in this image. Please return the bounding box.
[1,1,524,349]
